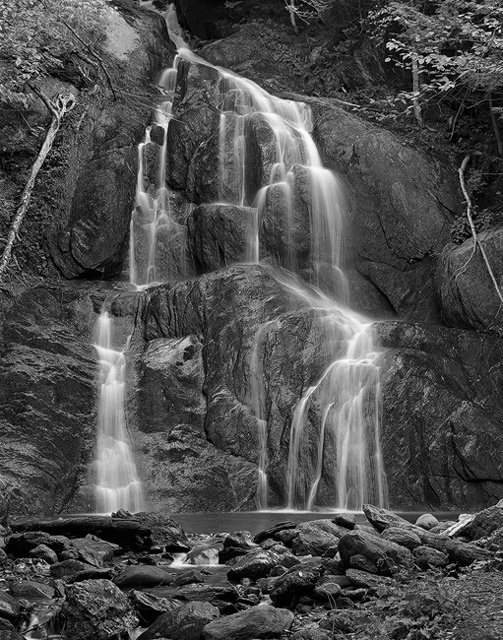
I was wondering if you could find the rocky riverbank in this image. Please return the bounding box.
[1,505,502,639]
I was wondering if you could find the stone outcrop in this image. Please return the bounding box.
[376,321,503,510]
[435,227,503,335]
[45,3,173,279]
[0,285,100,514]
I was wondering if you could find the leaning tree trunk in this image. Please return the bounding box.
[0,90,75,280]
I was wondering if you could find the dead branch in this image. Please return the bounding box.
[0,90,76,281]
[458,154,503,305]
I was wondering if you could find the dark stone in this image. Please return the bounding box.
[380,527,422,550]
[187,205,255,274]
[291,520,347,557]
[456,506,503,541]
[172,569,205,587]
[436,228,503,336]
[226,550,278,582]
[68,568,114,583]
[413,545,449,569]
[50,559,93,579]
[28,544,58,564]
[332,513,356,529]
[202,604,294,640]
[70,535,119,567]
[63,579,138,640]
[129,589,180,626]
[0,593,19,624]
[338,530,413,576]
[137,601,219,640]
[113,565,174,588]
[253,522,297,545]
[269,565,322,608]
[9,581,54,599]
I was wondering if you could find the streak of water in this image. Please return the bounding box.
[93,311,143,513]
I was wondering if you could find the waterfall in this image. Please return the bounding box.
[127,6,387,511]
[93,311,143,513]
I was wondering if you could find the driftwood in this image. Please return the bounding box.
[11,515,151,551]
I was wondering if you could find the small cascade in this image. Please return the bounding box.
[130,58,188,288]
[93,311,143,513]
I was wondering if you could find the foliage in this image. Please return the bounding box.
[365,0,503,124]
[284,0,332,24]
[0,0,106,107]
[361,569,459,639]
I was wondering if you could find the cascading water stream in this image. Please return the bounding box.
[93,311,143,513]
[127,5,388,511]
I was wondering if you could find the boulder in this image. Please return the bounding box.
[413,545,449,569]
[202,604,294,640]
[291,520,347,557]
[269,565,322,608]
[0,593,19,624]
[70,535,119,567]
[436,228,503,336]
[9,581,54,599]
[226,550,278,582]
[381,527,422,551]
[50,559,94,579]
[454,505,503,541]
[138,601,219,640]
[113,565,174,588]
[63,579,138,640]
[219,531,255,564]
[338,530,413,576]
[129,590,180,626]
[28,544,58,564]
[415,514,439,530]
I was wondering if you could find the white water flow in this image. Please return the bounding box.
[131,7,388,511]
[93,311,143,513]
[130,59,188,288]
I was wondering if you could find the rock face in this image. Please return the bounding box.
[377,321,503,510]
[0,285,99,514]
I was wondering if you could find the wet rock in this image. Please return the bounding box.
[202,603,294,640]
[68,567,114,583]
[290,628,333,640]
[29,544,58,565]
[253,522,297,545]
[9,581,54,599]
[5,532,70,558]
[137,336,205,436]
[129,590,180,626]
[50,559,93,579]
[312,99,458,320]
[172,584,239,611]
[381,527,422,550]
[134,512,190,552]
[63,579,138,640]
[138,601,219,640]
[415,514,439,530]
[413,545,449,569]
[345,568,393,590]
[113,565,174,588]
[0,630,25,640]
[70,535,119,567]
[269,565,322,608]
[219,532,255,564]
[313,577,342,601]
[0,592,19,624]
[291,520,347,557]
[333,513,356,529]
[172,569,205,587]
[338,530,413,576]
[454,506,503,541]
[226,550,278,582]
[187,205,255,274]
